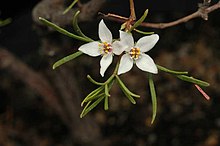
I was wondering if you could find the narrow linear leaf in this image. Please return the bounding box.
[121,87,136,104]
[87,75,105,85]
[120,22,127,30]
[63,0,78,14]
[116,76,140,98]
[104,84,110,97]
[81,86,104,106]
[73,11,94,41]
[108,78,115,89]
[85,92,105,103]
[80,101,91,118]
[84,86,104,101]
[106,74,115,85]
[148,74,157,124]
[81,96,105,118]
[84,77,115,110]
[0,18,12,27]
[85,86,103,100]
[53,51,83,69]
[129,9,148,32]
[39,17,91,42]
[116,76,136,104]
[104,95,109,110]
[104,84,110,110]
[157,65,188,75]
[134,29,154,35]
[177,75,210,87]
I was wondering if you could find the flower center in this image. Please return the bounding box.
[129,47,141,60]
[99,42,113,55]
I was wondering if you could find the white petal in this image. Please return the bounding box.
[100,54,113,77]
[135,34,159,53]
[112,41,125,55]
[78,41,100,57]
[98,20,112,43]
[136,53,158,74]
[119,31,134,51]
[117,54,133,75]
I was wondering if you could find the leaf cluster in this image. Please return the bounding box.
[38,3,210,124]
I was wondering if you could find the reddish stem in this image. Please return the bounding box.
[194,84,211,100]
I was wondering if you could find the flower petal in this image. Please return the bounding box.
[112,40,125,55]
[78,41,100,57]
[98,20,112,43]
[136,53,158,74]
[100,54,113,77]
[136,34,159,52]
[117,54,133,75]
[119,31,134,51]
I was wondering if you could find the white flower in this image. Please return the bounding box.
[117,31,159,75]
[79,20,123,77]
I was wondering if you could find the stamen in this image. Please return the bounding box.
[99,42,113,55]
[129,47,141,60]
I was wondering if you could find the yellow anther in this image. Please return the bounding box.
[99,42,113,55]
[130,47,141,59]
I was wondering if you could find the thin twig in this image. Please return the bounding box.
[123,0,137,31]
[101,1,220,29]
[129,0,136,20]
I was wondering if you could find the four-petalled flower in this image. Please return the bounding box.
[78,20,123,77]
[117,31,159,75]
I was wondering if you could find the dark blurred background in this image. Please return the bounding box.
[1,0,220,146]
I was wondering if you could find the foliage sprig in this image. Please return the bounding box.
[39,0,211,124]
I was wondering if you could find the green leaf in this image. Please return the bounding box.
[104,84,110,110]
[80,96,105,118]
[104,84,110,97]
[116,76,137,104]
[80,101,91,118]
[157,65,188,75]
[81,86,104,106]
[85,92,105,103]
[129,9,148,32]
[39,17,92,42]
[87,75,105,85]
[120,22,127,30]
[72,11,94,41]
[133,29,154,35]
[116,76,140,98]
[104,95,109,110]
[121,86,136,104]
[53,51,83,69]
[0,18,12,27]
[63,0,78,14]
[177,75,210,87]
[108,78,115,89]
[148,74,157,124]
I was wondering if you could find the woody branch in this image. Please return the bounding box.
[101,0,220,29]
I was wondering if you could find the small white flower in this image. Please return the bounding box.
[117,31,159,75]
[79,20,123,77]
